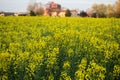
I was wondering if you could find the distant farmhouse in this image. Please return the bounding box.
[44,2,78,17]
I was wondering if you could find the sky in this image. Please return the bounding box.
[0,0,116,12]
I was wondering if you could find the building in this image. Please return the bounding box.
[44,2,64,17]
[58,10,66,17]
[0,12,4,16]
[44,2,78,17]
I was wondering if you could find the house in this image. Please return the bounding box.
[51,11,58,17]
[44,9,78,17]
[58,10,66,17]
[50,2,59,9]
[44,9,66,17]
[14,13,19,16]
[44,2,62,17]
[44,9,51,16]
[0,12,4,16]
[44,2,78,17]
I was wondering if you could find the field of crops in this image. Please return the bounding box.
[0,16,120,80]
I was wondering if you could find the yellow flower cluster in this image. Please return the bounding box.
[0,16,120,80]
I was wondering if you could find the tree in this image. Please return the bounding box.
[27,0,36,11]
[106,4,115,17]
[34,6,45,16]
[27,3,36,16]
[30,11,36,16]
[86,8,93,17]
[65,9,71,17]
[27,2,45,16]
[92,3,107,17]
[115,0,120,17]
[98,4,107,17]
[92,4,99,17]
[79,11,88,17]
[91,12,97,18]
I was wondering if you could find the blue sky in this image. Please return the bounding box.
[0,0,116,12]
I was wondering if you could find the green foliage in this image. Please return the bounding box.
[0,17,120,80]
[65,9,71,17]
[30,11,36,16]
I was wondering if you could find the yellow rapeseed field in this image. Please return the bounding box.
[0,16,120,80]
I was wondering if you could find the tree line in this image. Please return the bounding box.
[90,0,120,18]
[27,0,120,18]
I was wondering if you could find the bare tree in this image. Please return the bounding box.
[107,4,115,17]
[27,2,44,16]
[34,6,44,15]
[115,0,120,17]
[27,3,36,12]
[92,4,99,17]
[92,3,107,17]
[98,4,107,17]
[86,8,94,17]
